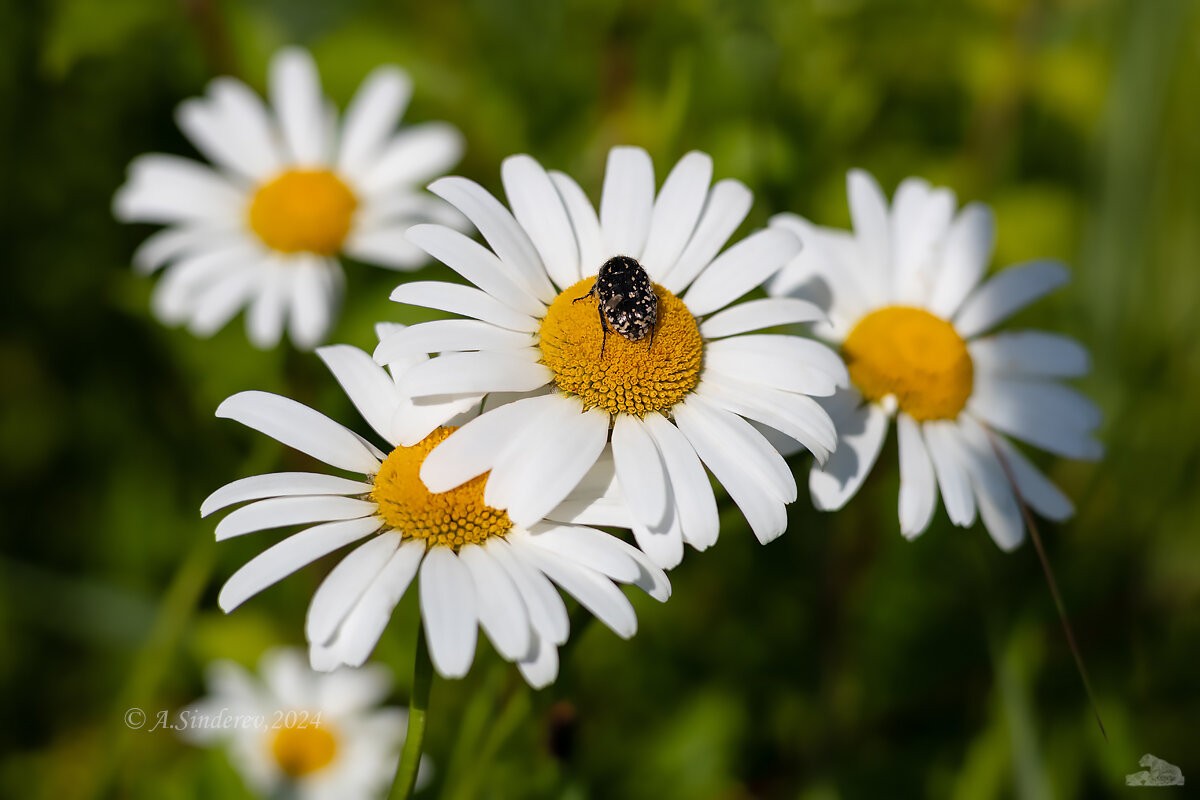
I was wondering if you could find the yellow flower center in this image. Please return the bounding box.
[538,277,703,416]
[842,306,973,421]
[248,170,357,255]
[372,427,512,550]
[270,720,337,778]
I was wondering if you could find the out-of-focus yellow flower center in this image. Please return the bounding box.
[372,427,512,549]
[248,170,357,255]
[270,720,337,778]
[538,277,703,416]
[842,306,973,421]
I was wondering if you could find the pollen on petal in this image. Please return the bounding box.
[538,277,703,417]
[842,306,973,421]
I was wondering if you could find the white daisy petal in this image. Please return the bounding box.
[419,548,479,678]
[516,631,559,689]
[204,77,285,177]
[150,246,250,324]
[510,540,637,639]
[405,224,545,316]
[419,394,561,492]
[502,155,580,290]
[176,96,265,183]
[641,412,719,552]
[186,269,261,337]
[457,544,531,661]
[269,47,328,165]
[337,65,413,179]
[523,524,641,583]
[953,259,1071,338]
[927,202,995,319]
[639,151,713,279]
[485,537,569,645]
[890,178,950,302]
[847,168,892,298]
[686,395,794,502]
[343,226,430,271]
[486,398,609,527]
[599,146,655,259]
[922,420,978,527]
[287,256,338,350]
[131,225,231,275]
[549,170,607,276]
[704,335,848,397]
[809,393,889,512]
[246,259,289,349]
[985,430,1075,521]
[673,399,789,544]
[695,377,837,463]
[395,351,551,398]
[768,214,872,335]
[968,376,1103,460]
[699,297,826,338]
[541,454,634,529]
[968,331,1090,379]
[114,154,244,224]
[218,517,382,611]
[214,495,377,541]
[317,345,402,444]
[216,391,382,474]
[373,319,532,365]
[896,412,937,539]
[359,123,464,197]
[612,414,669,532]
[660,179,753,294]
[428,176,557,302]
[202,473,373,518]
[390,281,540,333]
[956,415,1024,551]
[306,533,402,645]
[683,228,803,317]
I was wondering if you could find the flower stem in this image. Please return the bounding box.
[391,619,433,799]
[985,428,1107,741]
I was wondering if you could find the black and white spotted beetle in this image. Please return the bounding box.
[574,255,659,356]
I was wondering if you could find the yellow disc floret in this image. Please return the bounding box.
[270,720,337,777]
[248,169,357,255]
[538,277,703,416]
[372,427,512,549]
[842,306,973,421]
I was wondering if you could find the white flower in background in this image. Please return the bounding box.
[180,648,424,800]
[375,146,846,569]
[202,325,669,688]
[769,170,1103,550]
[114,47,463,349]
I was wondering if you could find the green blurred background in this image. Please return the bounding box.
[2,0,1198,797]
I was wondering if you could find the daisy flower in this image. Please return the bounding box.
[114,47,463,349]
[179,648,425,799]
[374,146,847,569]
[202,326,669,688]
[768,170,1103,550]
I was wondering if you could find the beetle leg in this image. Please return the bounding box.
[597,308,609,357]
[648,321,655,353]
[572,285,596,304]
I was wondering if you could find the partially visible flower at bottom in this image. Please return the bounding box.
[179,648,426,800]
[203,325,669,687]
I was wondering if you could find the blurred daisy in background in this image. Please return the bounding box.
[375,146,846,569]
[203,325,669,688]
[769,170,1103,550]
[179,648,425,799]
[114,47,463,349]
